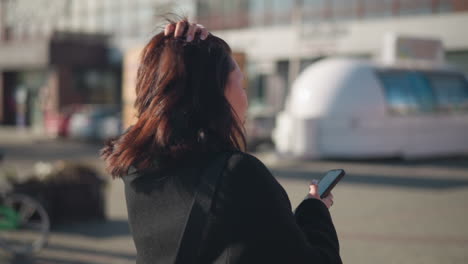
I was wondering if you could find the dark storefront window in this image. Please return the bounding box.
[74,69,119,105]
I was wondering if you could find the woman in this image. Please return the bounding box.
[102,21,342,264]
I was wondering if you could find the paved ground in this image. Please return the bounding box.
[263,153,468,264]
[1,127,467,263]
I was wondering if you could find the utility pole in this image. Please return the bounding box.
[0,0,14,42]
[0,0,6,42]
[0,0,4,125]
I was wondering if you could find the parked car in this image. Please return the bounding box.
[57,105,81,138]
[68,105,122,141]
[245,111,276,151]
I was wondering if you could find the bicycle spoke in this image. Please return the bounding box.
[18,202,37,224]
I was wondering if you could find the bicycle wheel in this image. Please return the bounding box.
[0,193,50,255]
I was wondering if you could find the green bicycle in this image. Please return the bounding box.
[0,192,50,256]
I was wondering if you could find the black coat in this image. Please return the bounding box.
[123,152,342,264]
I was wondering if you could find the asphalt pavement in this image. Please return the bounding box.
[1,127,467,264]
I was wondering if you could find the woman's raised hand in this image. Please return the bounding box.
[307,179,335,209]
[164,21,209,42]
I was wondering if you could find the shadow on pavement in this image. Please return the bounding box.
[272,169,468,190]
[46,243,136,261]
[1,219,135,264]
[52,219,131,238]
[326,156,468,169]
[6,247,135,264]
[8,255,84,264]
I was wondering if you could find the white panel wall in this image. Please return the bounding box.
[0,41,49,69]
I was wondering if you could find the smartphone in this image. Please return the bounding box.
[318,169,346,198]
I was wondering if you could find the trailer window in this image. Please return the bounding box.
[377,71,436,115]
[425,73,468,113]
[377,70,468,115]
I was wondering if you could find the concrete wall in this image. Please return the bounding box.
[215,12,468,65]
[0,41,49,70]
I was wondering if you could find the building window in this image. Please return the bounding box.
[438,0,468,12]
[249,74,266,106]
[249,0,266,27]
[270,0,293,26]
[361,0,393,19]
[437,0,454,12]
[302,0,327,22]
[398,0,433,16]
[197,0,211,18]
[222,0,248,28]
[196,0,248,30]
[331,0,359,21]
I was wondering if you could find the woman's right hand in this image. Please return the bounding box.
[306,179,335,209]
[164,21,209,42]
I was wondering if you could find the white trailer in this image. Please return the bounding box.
[273,57,468,159]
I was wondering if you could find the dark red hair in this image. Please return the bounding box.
[101,23,246,178]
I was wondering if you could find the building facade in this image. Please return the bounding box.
[195,0,468,112]
[1,0,195,49]
[0,31,115,135]
[0,0,193,133]
[2,0,467,133]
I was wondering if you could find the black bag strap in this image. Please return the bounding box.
[174,152,232,264]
